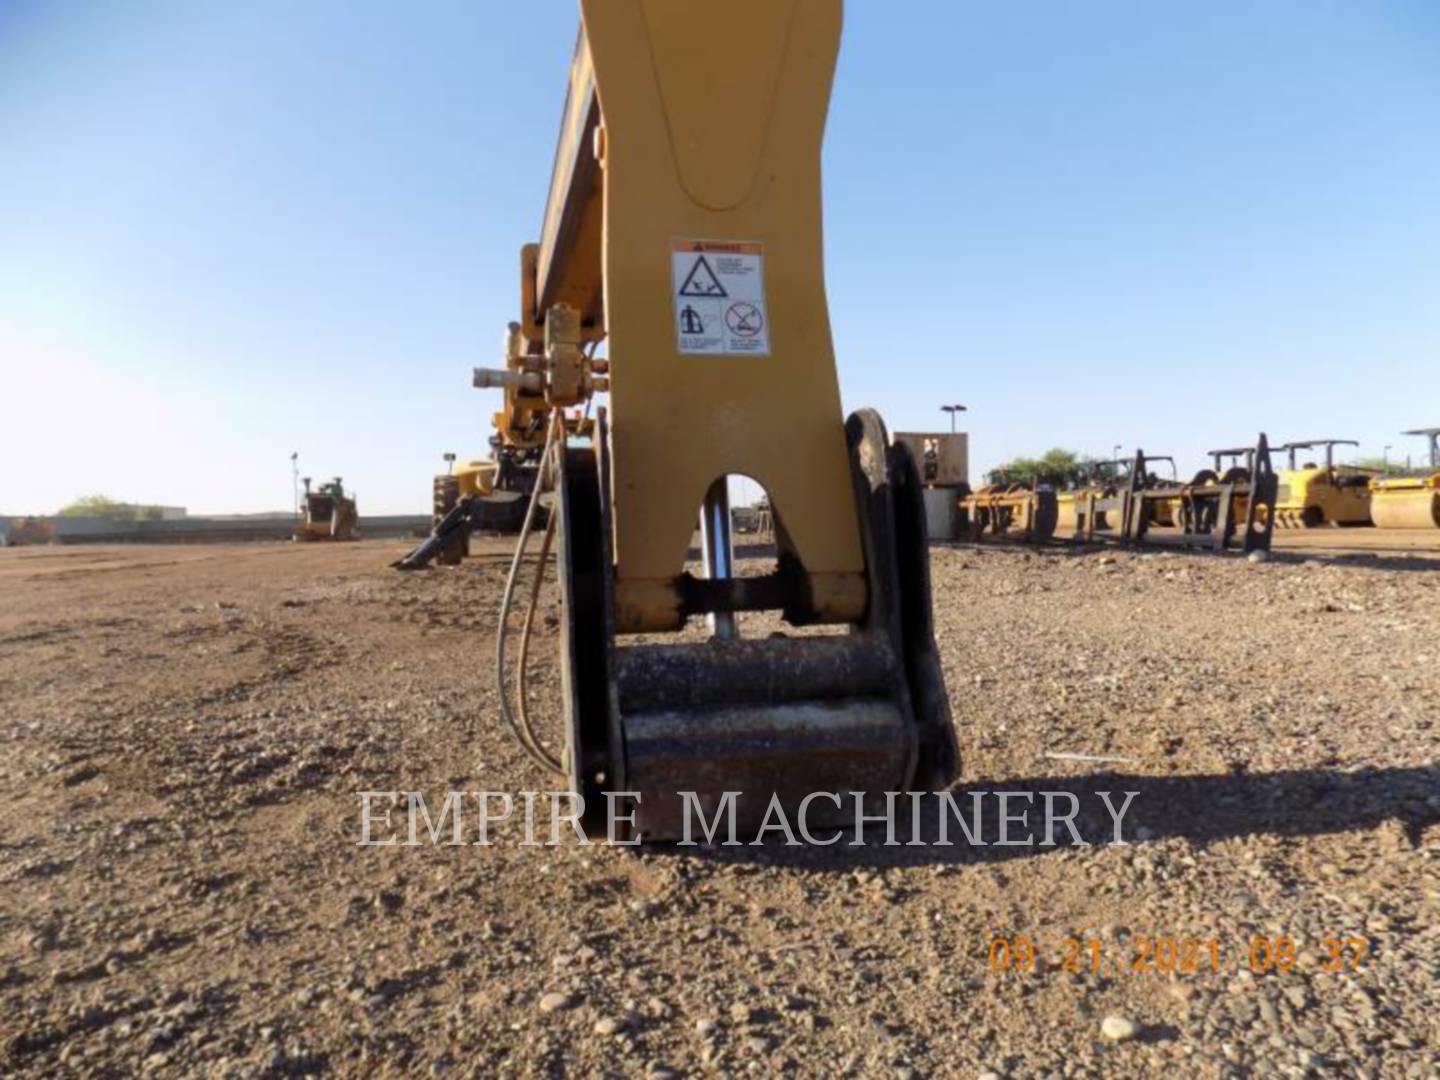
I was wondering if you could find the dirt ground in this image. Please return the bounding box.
[1,535,1437,1079]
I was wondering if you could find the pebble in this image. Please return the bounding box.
[538,992,574,1014]
[695,1018,718,1036]
[593,1016,624,1036]
[1101,1014,1140,1042]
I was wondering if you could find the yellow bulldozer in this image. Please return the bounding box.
[1272,440,1375,527]
[293,477,358,542]
[458,0,956,840]
[1370,428,1440,530]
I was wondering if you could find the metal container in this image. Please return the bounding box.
[922,486,959,541]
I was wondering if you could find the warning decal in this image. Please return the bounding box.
[671,240,769,356]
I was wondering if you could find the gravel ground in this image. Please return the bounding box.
[0,538,1436,1078]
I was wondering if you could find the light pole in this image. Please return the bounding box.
[941,404,967,434]
[1382,445,1392,473]
[290,452,299,519]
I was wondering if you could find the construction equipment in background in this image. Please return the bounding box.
[962,480,1058,542]
[293,477,358,542]
[1204,446,1257,483]
[1067,435,1277,553]
[0,517,56,546]
[395,413,596,570]
[1272,440,1375,527]
[1137,435,1277,552]
[893,431,969,540]
[1059,454,1175,537]
[472,0,956,841]
[1370,428,1440,530]
[1135,456,1181,526]
[1162,445,1259,535]
[1056,460,1125,537]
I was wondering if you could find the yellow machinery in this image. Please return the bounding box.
[1273,440,1375,527]
[962,481,1057,542]
[1370,428,1440,529]
[1058,474,1117,536]
[425,455,498,566]
[416,449,537,568]
[1163,438,1277,549]
[293,477,358,542]
[1162,446,1256,533]
[1137,457,1180,526]
[470,0,956,840]
[398,413,593,570]
[1069,437,1277,553]
[1057,455,1172,536]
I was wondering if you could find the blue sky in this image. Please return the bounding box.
[2,1,1438,514]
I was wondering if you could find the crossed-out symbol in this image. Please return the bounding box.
[725,302,763,337]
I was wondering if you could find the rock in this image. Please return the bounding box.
[695,1018,718,1036]
[1247,550,1268,564]
[538,992,574,1014]
[729,1003,754,1024]
[1101,1014,1140,1042]
[593,1016,624,1036]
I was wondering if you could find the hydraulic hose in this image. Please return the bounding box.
[495,411,565,776]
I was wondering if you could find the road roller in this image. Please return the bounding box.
[1272,439,1375,527]
[474,0,957,841]
[1370,428,1440,530]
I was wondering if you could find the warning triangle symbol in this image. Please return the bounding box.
[677,255,728,298]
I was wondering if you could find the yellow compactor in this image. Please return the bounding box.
[469,0,957,840]
[1370,428,1440,529]
[1272,440,1375,527]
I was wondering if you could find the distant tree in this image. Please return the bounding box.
[1351,457,1409,477]
[58,495,136,520]
[987,448,1103,489]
